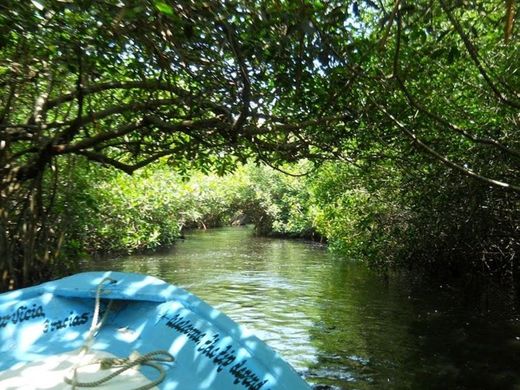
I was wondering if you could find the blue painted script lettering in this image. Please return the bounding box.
[0,304,45,328]
[163,314,270,390]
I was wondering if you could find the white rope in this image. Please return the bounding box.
[63,277,175,389]
[66,277,115,389]
[85,277,116,350]
[63,350,174,389]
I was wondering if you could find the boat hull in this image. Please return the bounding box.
[0,271,310,389]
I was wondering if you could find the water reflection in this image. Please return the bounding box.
[82,227,520,389]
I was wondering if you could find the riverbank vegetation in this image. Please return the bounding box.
[1,0,519,292]
[58,163,311,256]
[59,159,520,288]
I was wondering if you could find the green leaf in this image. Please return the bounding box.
[154,1,174,16]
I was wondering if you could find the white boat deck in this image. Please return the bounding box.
[0,349,156,389]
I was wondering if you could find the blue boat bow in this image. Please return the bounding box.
[0,271,311,389]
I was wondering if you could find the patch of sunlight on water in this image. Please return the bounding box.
[82,226,520,389]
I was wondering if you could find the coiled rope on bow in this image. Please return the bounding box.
[64,350,174,389]
[64,277,175,389]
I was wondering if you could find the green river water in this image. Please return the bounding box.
[82,226,520,389]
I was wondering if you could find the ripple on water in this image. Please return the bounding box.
[83,227,520,390]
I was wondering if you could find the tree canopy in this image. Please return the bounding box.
[2,0,519,185]
[0,0,519,288]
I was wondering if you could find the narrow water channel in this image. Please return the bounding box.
[82,226,520,389]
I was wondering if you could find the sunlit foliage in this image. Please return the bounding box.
[0,0,519,289]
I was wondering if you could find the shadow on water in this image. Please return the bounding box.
[82,227,520,389]
[307,261,520,389]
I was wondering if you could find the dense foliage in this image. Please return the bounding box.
[65,166,244,255]
[58,163,312,256]
[0,0,519,290]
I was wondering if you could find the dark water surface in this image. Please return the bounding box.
[82,227,520,389]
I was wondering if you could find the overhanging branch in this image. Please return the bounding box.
[77,149,179,175]
[376,103,520,192]
[392,8,520,160]
[440,0,520,110]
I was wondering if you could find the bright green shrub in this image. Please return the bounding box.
[308,162,408,266]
